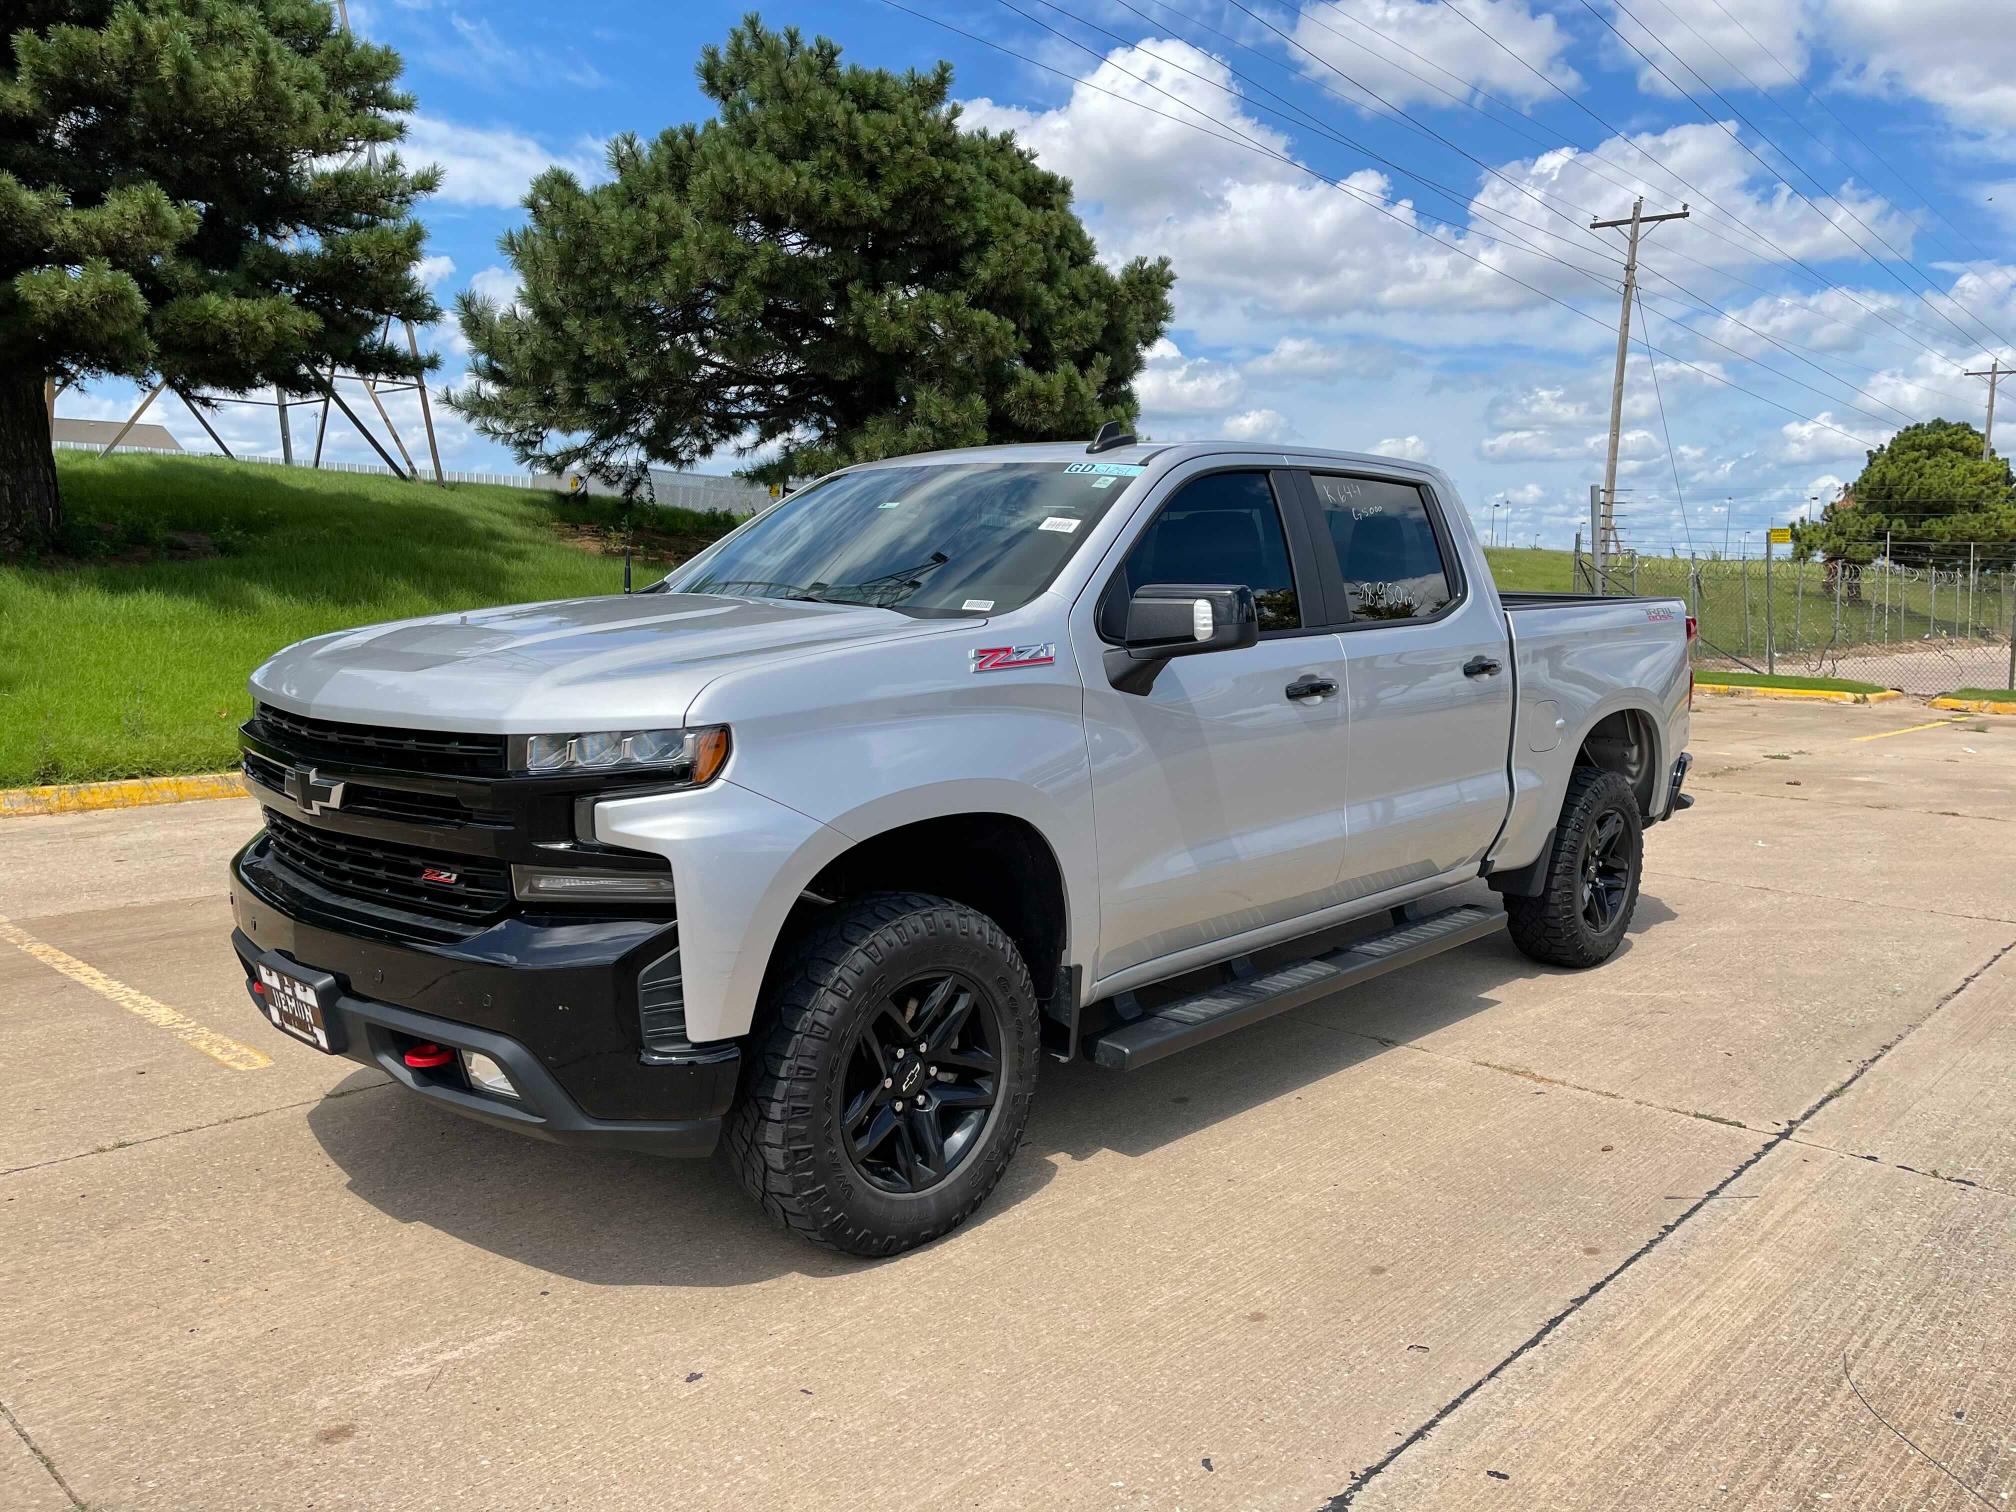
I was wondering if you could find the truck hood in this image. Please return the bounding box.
[250,592,964,733]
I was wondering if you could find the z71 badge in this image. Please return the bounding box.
[970,644,1056,673]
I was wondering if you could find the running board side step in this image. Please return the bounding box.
[1089,904,1504,1071]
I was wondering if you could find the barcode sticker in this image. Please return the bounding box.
[1039,516,1081,533]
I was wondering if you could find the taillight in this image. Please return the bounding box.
[1685,614,1697,642]
[1685,614,1697,709]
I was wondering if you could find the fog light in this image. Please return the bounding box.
[461,1050,519,1098]
[511,865,677,902]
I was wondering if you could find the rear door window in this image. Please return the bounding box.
[1309,474,1455,622]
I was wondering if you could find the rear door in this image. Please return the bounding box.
[1293,469,1514,893]
[1076,464,1351,984]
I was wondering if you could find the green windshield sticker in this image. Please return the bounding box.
[876,500,904,509]
[1064,461,1146,477]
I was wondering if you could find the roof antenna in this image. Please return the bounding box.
[1087,421,1135,454]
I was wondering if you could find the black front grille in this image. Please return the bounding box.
[263,809,511,924]
[242,751,506,828]
[253,703,507,777]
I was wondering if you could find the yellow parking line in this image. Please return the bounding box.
[1851,717,1965,743]
[0,915,270,1071]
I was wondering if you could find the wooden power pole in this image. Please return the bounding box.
[1592,198,1689,570]
[1967,358,2006,458]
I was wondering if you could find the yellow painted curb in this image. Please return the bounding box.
[1695,683,1901,705]
[0,771,247,819]
[1930,696,2016,716]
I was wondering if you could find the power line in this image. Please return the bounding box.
[1616,0,2014,353]
[1695,0,1994,266]
[1579,0,2014,358]
[874,0,1894,451]
[1012,0,1963,430]
[1428,0,1984,373]
[1135,0,1998,379]
[1635,284,1696,552]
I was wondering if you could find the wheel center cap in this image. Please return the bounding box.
[899,1060,926,1095]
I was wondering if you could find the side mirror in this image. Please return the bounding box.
[1105,583,1259,695]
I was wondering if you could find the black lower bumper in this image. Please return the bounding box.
[230,836,739,1157]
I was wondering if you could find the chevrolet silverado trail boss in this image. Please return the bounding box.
[229,433,1693,1255]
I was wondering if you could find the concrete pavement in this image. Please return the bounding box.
[3,699,2013,1510]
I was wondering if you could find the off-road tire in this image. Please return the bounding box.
[723,892,1040,1256]
[1506,767,1643,969]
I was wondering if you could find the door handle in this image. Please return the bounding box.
[1285,675,1338,701]
[1463,656,1502,678]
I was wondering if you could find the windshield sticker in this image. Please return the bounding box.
[876,500,904,509]
[1064,461,1146,477]
[1088,475,1117,489]
[971,643,1056,673]
[1038,516,1082,533]
[962,598,995,612]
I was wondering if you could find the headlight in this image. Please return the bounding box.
[518,725,731,783]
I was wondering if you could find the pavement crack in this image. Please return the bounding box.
[0,1078,393,1179]
[1322,936,2016,1511]
[1779,1135,2015,1201]
[1,1399,83,1510]
[1311,1026,1776,1139]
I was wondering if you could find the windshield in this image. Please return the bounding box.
[658,461,1144,615]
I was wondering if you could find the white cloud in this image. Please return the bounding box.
[1601,0,1811,97]
[1826,0,2016,134]
[467,265,523,307]
[1292,0,1581,110]
[1778,411,1885,462]
[1373,433,1432,460]
[961,40,1299,220]
[1135,338,1246,416]
[401,114,604,208]
[415,254,456,288]
[1224,408,1293,441]
[1249,337,1348,378]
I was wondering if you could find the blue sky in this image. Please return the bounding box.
[65,0,2016,552]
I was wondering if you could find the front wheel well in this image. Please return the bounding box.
[1576,708,1659,818]
[781,813,1069,1015]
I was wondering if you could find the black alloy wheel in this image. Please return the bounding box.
[1505,767,1643,969]
[841,973,1002,1195]
[1580,808,1632,933]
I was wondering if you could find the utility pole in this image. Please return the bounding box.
[1967,358,2006,457]
[1592,198,1690,567]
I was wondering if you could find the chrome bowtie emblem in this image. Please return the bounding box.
[285,765,345,816]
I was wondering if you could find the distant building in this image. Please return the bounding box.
[52,417,184,453]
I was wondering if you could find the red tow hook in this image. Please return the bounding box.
[402,1042,456,1069]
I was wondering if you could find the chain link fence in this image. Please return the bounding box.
[1575,546,2016,695]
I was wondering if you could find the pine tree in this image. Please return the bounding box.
[1,0,440,557]
[452,15,1174,493]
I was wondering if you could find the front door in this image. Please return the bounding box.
[1078,466,1352,985]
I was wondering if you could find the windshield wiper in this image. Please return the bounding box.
[815,552,953,607]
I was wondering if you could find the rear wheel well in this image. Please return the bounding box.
[782,813,1069,1015]
[1576,708,1658,818]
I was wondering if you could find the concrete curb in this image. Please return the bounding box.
[1695,683,1901,705]
[1929,696,2016,716]
[0,771,247,819]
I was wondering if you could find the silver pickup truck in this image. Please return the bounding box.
[228,436,1693,1254]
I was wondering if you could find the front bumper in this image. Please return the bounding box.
[230,836,739,1156]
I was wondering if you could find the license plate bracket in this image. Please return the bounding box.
[255,957,344,1053]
